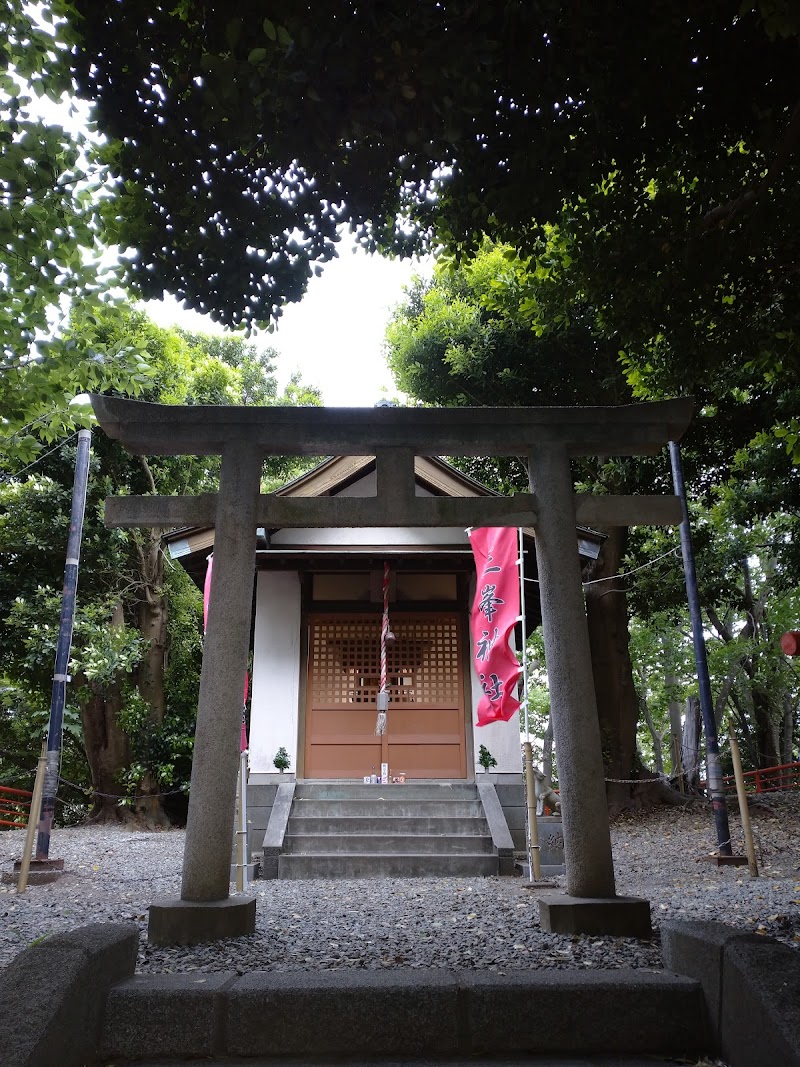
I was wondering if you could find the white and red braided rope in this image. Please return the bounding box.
[380,560,390,694]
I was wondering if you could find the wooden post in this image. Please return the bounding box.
[728,725,759,878]
[18,742,48,894]
[235,754,248,892]
[522,742,542,881]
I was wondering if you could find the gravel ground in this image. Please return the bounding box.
[1,793,798,975]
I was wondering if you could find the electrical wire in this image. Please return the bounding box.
[522,545,681,587]
[0,431,79,482]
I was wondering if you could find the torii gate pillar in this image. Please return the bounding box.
[529,445,650,935]
[93,395,693,945]
[150,443,262,944]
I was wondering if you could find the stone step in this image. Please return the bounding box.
[100,969,708,1061]
[291,798,485,818]
[277,851,500,878]
[128,1059,693,1066]
[287,814,490,836]
[293,781,480,801]
[283,832,496,855]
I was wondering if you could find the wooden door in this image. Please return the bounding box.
[305,613,467,779]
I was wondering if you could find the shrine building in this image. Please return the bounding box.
[167,453,601,877]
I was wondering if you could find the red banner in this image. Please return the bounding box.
[468,527,523,725]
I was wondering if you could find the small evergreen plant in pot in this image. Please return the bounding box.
[273,746,291,772]
[478,745,497,771]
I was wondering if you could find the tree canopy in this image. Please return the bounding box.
[59,0,798,342]
[0,2,155,462]
[386,242,799,788]
[0,308,320,820]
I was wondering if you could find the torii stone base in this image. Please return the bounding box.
[539,894,653,938]
[148,895,256,946]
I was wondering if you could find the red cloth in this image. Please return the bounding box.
[468,527,523,725]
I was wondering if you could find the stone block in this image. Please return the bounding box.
[537,816,565,868]
[494,782,525,807]
[460,970,706,1055]
[261,780,295,852]
[225,969,460,1057]
[0,922,138,1067]
[2,857,65,885]
[259,853,279,879]
[538,894,652,938]
[662,918,800,1066]
[102,972,235,1060]
[661,919,758,1038]
[477,782,514,847]
[721,936,800,1067]
[148,894,256,945]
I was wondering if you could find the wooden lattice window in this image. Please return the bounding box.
[309,616,461,707]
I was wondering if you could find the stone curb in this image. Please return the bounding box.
[101,967,707,1060]
[477,781,515,875]
[662,918,800,1067]
[260,779,295,879]
[0,922,138,1067]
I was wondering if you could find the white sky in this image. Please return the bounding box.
[144,234,433,406]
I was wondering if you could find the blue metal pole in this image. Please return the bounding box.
[669,440,732,855]
[36,428,92,860]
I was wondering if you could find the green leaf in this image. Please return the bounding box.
[262,18,277,41]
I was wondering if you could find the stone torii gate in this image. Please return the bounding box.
[91,394,692,945]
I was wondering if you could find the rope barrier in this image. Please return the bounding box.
[56,775,188,800]
[522,545,681,588]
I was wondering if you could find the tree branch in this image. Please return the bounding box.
[700,100,800,231]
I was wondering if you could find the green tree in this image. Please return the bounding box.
[0,309,320,823]
[386,244,675,809]
[387,242,800,802]
[0,2,153,463]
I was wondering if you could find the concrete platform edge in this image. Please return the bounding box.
[662,918,800,1067]
[0,922,138,1067]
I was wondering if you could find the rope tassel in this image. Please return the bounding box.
[375,561,392,735]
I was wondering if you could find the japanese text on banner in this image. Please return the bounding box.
[468,527,523,725]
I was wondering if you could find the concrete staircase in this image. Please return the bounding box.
[277,781,501,878]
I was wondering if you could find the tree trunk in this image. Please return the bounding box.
[782,691,795,765]
[682,695,701,792]
[135,527,167,720]
[131,494,171,827]
[730,690,759,767]
[751,684,781,768]
[542,712,554,782]
[584,526,641,812]
[664,641,684,787]
[639,686,664,774]
[79,680,133,823]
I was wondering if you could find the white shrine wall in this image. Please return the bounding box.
[249,570,302,778]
